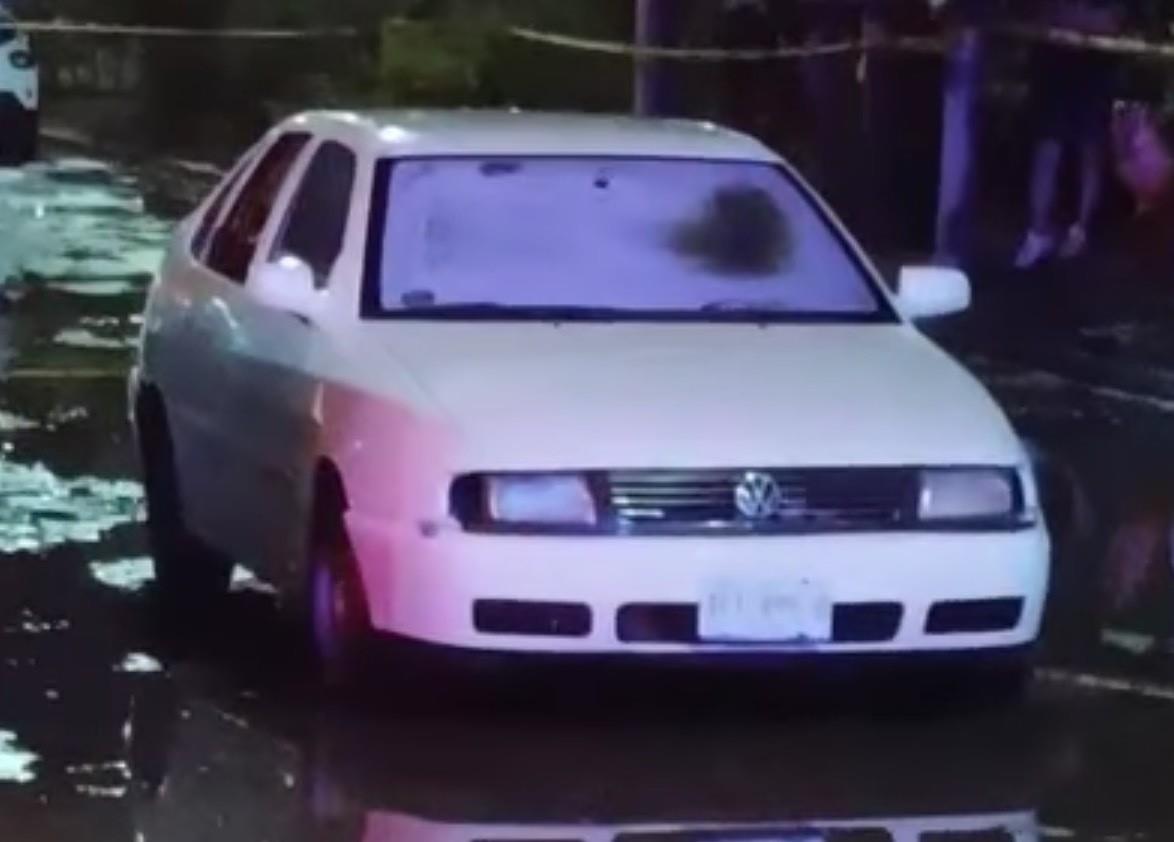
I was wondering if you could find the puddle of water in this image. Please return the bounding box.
[0,730,38,784]
[44,279,144,297]
[67,758,131,800]
[53,327,132,351]
[117,653,163,674]
[51,158,114,175]
[230,564,276,595]
[0,459,143,554]
[88,556,153,593]
[0,158,169,289]
[1102,628,1164,657]
[4,608,70,635]
[0,411,36,432]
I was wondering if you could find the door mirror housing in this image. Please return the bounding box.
[252,256,323,322]
[895,265,971,320]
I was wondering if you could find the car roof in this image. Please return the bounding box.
[285,109,780,163]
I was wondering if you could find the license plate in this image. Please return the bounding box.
[699,579,833,644]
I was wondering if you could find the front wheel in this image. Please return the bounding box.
[0,105,37,165]
[137,397,231,619]
[979,659,1034,706]
[943,654,1035,709]
[306,507,372,691]
[16,107,38,163]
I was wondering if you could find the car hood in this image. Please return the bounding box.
[358,323,1023,471]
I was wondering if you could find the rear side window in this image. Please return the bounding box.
[207,132,310,284]
[191,153,255,261]
[270,141,357,289]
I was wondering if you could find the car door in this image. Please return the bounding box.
[217,138,359,587]
[164,130,312,562]
[144,142,263,549]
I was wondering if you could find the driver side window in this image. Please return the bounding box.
[206,132,310,284]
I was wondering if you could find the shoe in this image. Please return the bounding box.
[1059,224,1088,260]
[1014,230,1056,269]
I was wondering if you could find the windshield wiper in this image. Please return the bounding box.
[702,300,793,313]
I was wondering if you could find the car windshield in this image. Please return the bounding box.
[366,157,891,322]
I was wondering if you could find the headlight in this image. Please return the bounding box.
[918,468,1023,524]
[486,474,598,527]
[9,50,35,70]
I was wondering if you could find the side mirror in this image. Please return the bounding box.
[896,265,971,320]
[251,256,323,323]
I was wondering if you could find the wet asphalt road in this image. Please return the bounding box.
[2,157,1174,841]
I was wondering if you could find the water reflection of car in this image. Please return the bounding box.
[129,110,1050,693]
[354,808,1039,842]
[129,685,1055,842]
[0,2,37,165]
[304,710,1050,842]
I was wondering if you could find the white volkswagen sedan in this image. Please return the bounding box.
[130,110,1049,689]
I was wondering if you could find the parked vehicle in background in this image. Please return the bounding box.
[0,2,37,165]
[130,109,1050,697]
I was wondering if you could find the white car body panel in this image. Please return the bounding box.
[0,7,37,111]
[354,322,1024,470]
[136,110,1051,660]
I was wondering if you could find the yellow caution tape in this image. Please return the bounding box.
[14,20,358,39]
[1000,23,1174,59]
[13,18,1174,61]
[509,26,947,60]
[510,23,1174,63]
[508,25,861,60]
[3,369,127,381]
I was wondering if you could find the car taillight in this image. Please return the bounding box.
[9,49,35,70]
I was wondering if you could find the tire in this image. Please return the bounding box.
[0,103,37,165]
[953,656,1034,710]
[306,495,372,691]
[137,395,231,619]
[15,107,37,163]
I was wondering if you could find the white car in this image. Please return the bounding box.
[130,110,1050,690]
[0,3,37,165]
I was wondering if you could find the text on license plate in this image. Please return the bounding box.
[699,579,833,643]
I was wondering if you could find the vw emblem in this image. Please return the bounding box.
[734,472,784,521]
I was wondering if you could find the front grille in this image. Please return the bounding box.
[607,468,917,534]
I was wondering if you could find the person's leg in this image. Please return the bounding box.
[1031,138,1064,234]
[1015,138,1063,268]
[1078,137,1107,230]
[1058,138,1106,259]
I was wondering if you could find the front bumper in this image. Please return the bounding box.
[0,86,36,114]
[347,514,1050,657]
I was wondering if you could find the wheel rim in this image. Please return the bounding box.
[312,555,358,671]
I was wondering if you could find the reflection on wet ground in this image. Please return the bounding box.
[2,157,1174,839]
[0,158,169,292]
[0,462,140,554]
